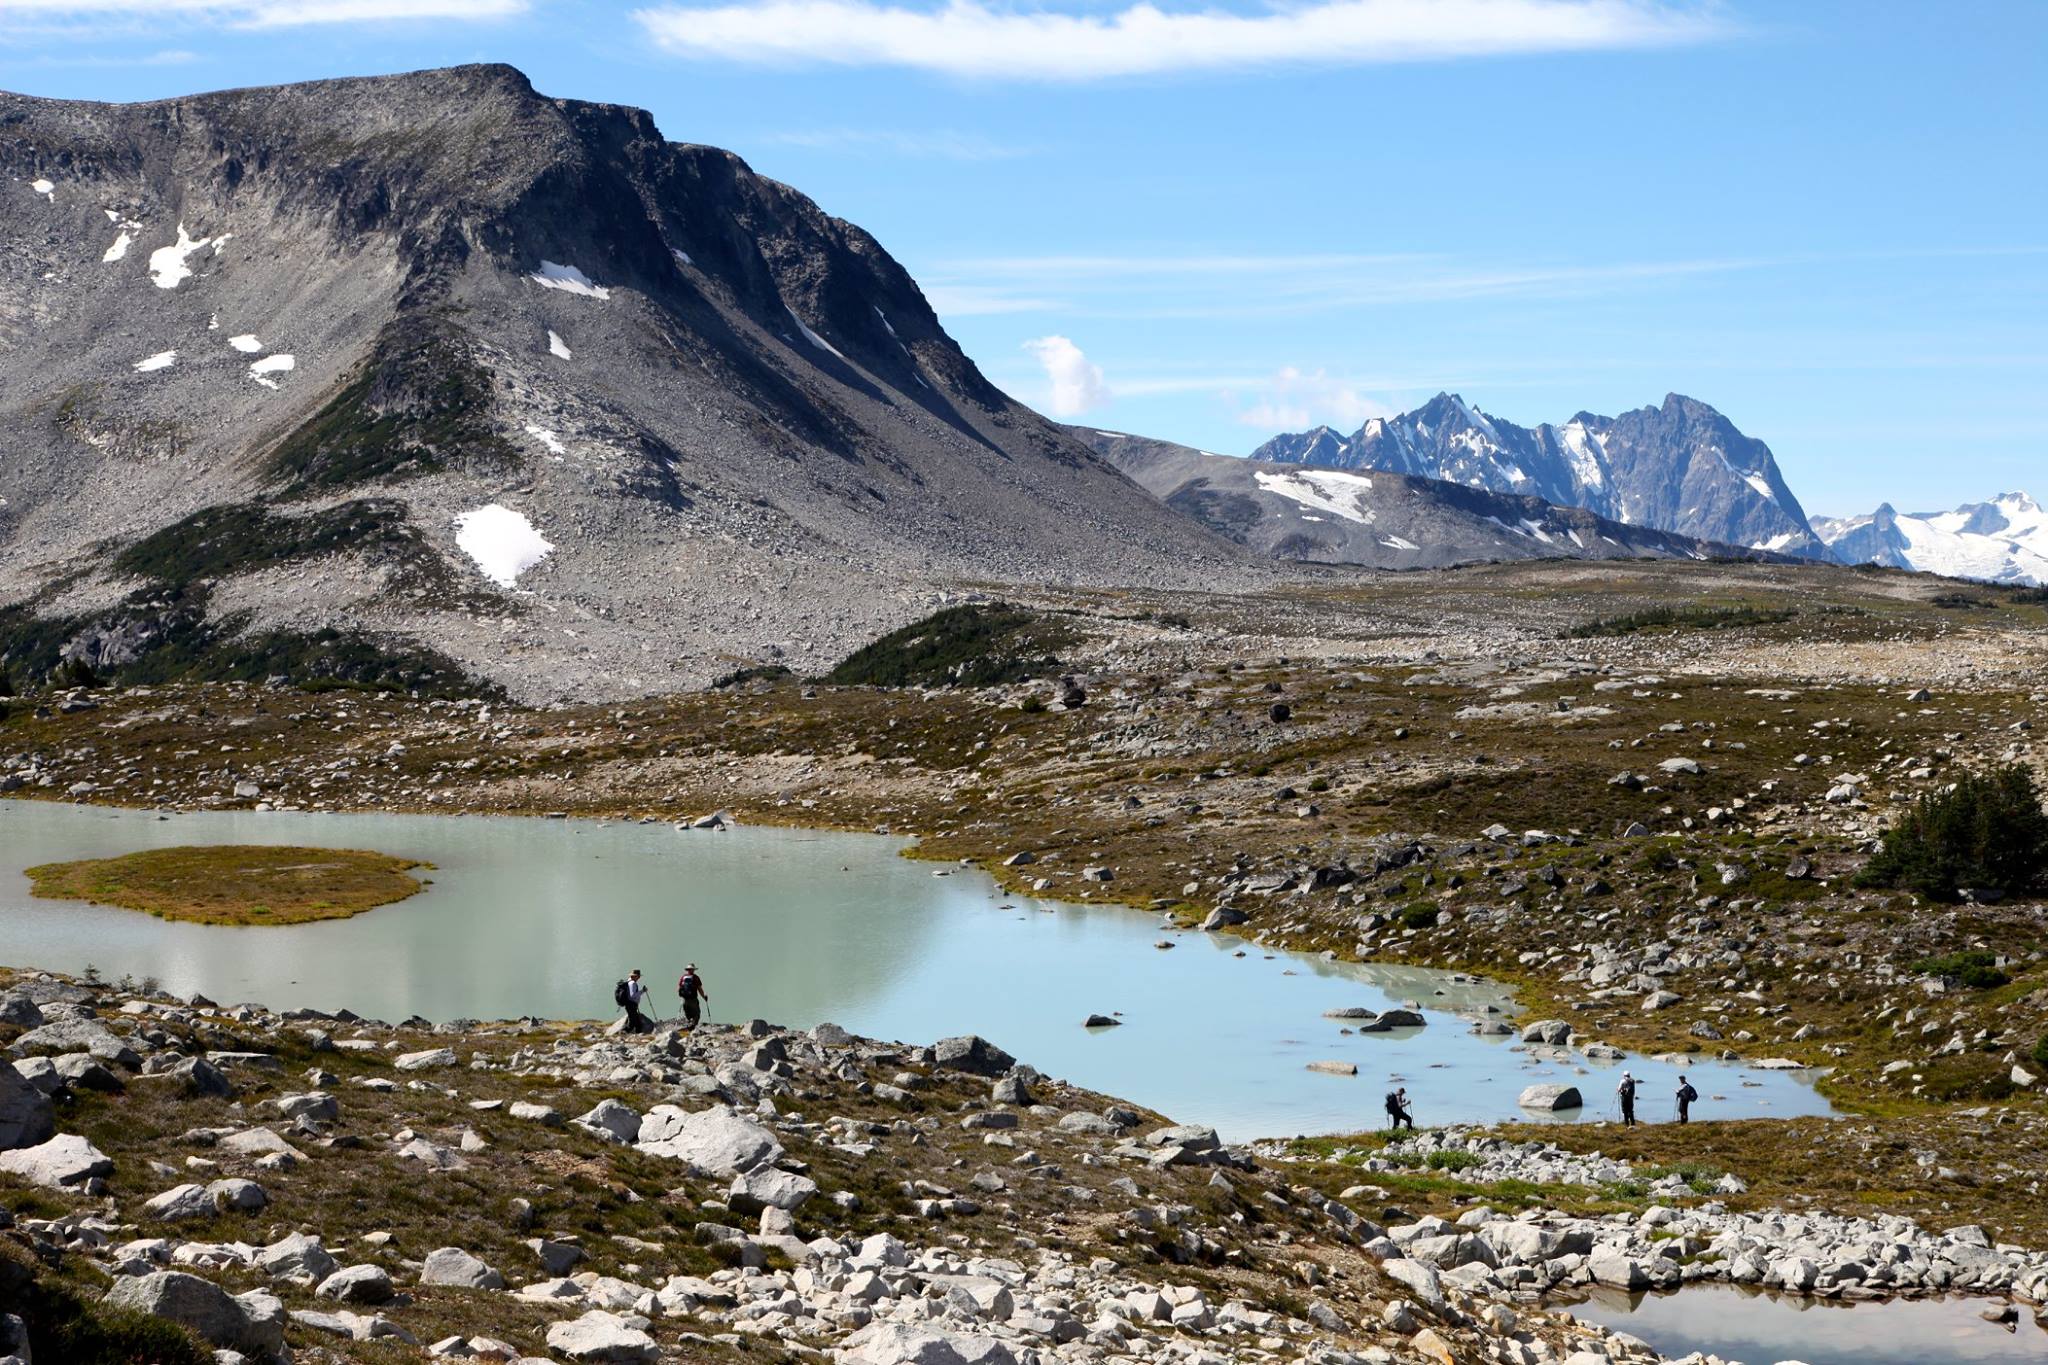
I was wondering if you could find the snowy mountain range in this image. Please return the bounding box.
[1814,492,2048,587]
[1253,392,1829,560]
[1077,428,1774,571]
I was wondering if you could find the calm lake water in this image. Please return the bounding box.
[0,800,1829,1140]
[1566,1285,2048,1365]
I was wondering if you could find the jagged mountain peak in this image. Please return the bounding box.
[1255,390,1827,559]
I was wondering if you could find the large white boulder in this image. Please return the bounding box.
[635,1105,781,1174]
[0,1133,111,1188]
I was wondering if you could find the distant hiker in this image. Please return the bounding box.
[1385,1087,1414,1130]
[1676,1074,1699,1125]
[1617,1072,1638,1128]
[616,969,650,1033]
[677,963,709,1029]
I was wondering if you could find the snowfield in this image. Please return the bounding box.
[455,504,554,587]
[1252,468,1377,524]
[133,350,177,373]
[529,260,610,299]
[148,224,229,289]
[548,330,572,359]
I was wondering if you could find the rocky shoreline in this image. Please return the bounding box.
[1271,1130,2048,1308]
[0,968,1723,1365]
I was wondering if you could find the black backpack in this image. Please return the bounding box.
[1384,1091,1401,1113]
[613,979,631,1009]
[1679,1083,1699,1103]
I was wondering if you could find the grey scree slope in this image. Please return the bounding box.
[0,64,1262,701]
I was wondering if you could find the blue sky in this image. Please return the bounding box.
[4,1,2042,516]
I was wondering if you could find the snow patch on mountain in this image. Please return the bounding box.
[1253,468,1377,524]
[455,504,553,587]
[1816,492,2048,586]
[147,224,229,289]
[529,260,610,299]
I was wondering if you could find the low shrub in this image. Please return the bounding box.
[1909,950,2010,990]
[1399,901,1440,930]
[1858,763,2048,901]
[823,604,1075,688]
[1563,605,1795,639]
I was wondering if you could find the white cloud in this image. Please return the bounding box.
[1023,334,1110,416]
[632,0,1727,80]
[0,0,525,30]
[1233,367,1389,430]
[759,128,1037,160]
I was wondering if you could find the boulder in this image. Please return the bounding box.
[1306,1061,1358,1076]
[841,1322,1020,1365]
[635,1105,782,1174]
[931,1036,1015,1077]
[544,1310,659,1362]
[393,1047,458,1071]
[0,1133,111,1188]
[1082,1014,1121,1029]
[728,1166,818,1214]
[0,1063,55,1151]
[1588,1245,1648,1290]
[10,1019,140,1069]
[420,1247,505,1290]
[574,1099,642,1145]
[1199,906,1248,931]
[258,1232,338,1283]
[1516,1084,1583,1112]
[0,994,44,1029]
[317,1264,395,1304]
[143,1183,216,1222]
[1520,1019,1573,1045]
[104,1272,284,1354]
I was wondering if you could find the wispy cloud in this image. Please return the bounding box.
[924,284,1063,316]
[759,127,1039,160]
[922,250,1771,320]
[1232,366,1391,430]
[0,0,526,33]
[1023,334,1110,415]
[632,0,1729,80]
[0,46,200,65]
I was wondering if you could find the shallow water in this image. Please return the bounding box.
[0,800,1829,1140]
[1564,1284,2048,1364]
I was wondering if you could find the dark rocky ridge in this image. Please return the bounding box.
[0,65,1254,701]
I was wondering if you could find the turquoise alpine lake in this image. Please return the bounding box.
[0,799,1830,1140]
[1563,1284,2048,1364]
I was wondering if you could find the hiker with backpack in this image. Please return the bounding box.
[1617,1072,1638,1127]
[1384,1086,1414,1130]
[677,963,709,1029]
[614,969,651,1034]
[1676,1074,1699,1124]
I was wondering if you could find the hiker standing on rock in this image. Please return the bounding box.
[1384,1086,1414,1130]
[1617,1072,1638,1128]
[677,963,709,1030]
[1676,1074,1699,1124]
[616,969,651,1034]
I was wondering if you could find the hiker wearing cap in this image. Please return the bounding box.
[618,969,650,1034]
[1676,1074,1699,1124]
[677,964,709,1029]
[1384,1086,1414,1130]
[1617,1072,1638,1127]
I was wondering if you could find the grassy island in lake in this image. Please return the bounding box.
[25,844,429,926]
